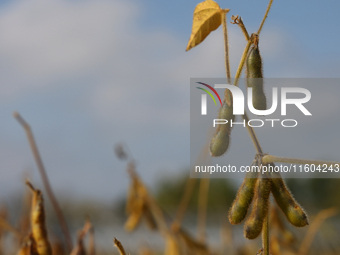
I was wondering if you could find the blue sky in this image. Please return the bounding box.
[0,0,340,202]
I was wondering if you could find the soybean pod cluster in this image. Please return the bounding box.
[228,159,309,240]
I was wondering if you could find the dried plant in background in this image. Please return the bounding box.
[14,112,72,252]
[114,237,128,255]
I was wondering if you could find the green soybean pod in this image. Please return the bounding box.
[244,175,271,239]
[210,100,235,157]
[246,44,267,111]
[270,170,309,227]
[229,171,259,225]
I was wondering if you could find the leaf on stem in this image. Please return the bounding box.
[186,0,225,51]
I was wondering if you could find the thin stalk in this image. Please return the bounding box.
[0,217,22,239]
[172,140,210,232]
[221,9,233,106]
[257,0,274,35]
[86,218,95,255]
[89,227,95,255]
[146,195,171,236]
[231,15,250,41]
[262,214,269,255]
[113,238,127,255]
[243,113,263,155]
[298,207,338,255]
[233,40,252,88]
[13,112,73,252]
[171,178,197,232]
[262,154,340,167]
[197,177,210,242]
[222,9,231,84]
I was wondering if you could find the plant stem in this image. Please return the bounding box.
[87,218,95,255]
[13,112,73,252]
[0,217,22,239]
[172,142,210,231]
[233,41,252,89]
[298,207,338,255]
[262,154,340,167]
[243,113,263,155]
[257,0,274,35]
[113,238,127,255]
[262,213,269,255]
[197,177,210,242]
[222,2,275,252]
[172,177,197,231]
[222,9,231,85]
[221,9,234,106]
[231,15,250,41]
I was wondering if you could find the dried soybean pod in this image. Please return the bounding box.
[270,171,309,227]
[26,182,52,255]
[244,175,271,239]
[125,175,148,231]
[124,197,144,231]
[229,171,259,224]
[210,100,235,157]
[17,233,38,255]
[246,35,267,111]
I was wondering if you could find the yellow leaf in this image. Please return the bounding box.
[186,0,223,51]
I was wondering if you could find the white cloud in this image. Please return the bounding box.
[0,0,138,97]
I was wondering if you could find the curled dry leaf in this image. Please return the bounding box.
[186,0,226,51]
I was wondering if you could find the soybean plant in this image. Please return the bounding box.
[186,0,339,254]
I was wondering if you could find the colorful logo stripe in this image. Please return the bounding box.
[196,82,223,106]
[196,87,217,105]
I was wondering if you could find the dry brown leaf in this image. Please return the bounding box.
[186,0,226,51]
